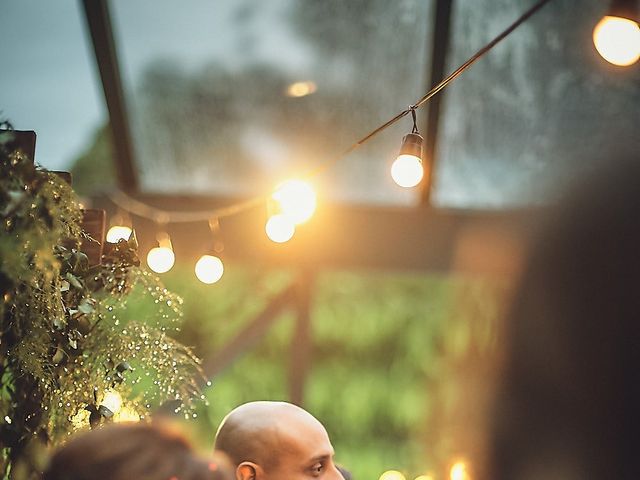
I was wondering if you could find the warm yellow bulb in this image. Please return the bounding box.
[286,81,317,97]
[147,246,175,273]
[265,214,296,243]
[450,461,470,480]
[379,471,406,480]
[391,154,424,188]
[272,179,317,224]
[106,225,132,243]
[593,15,640,66]
[195,255,224,284]
[101,389,123,414]
[114,406,140,423]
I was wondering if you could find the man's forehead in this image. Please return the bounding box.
[274,415,334,461]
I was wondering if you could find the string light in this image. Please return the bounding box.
[195,255,224,284]
[265,214,296,243]
[379,471,406,480]
[391,107,424,188]
[286,81,317,97]
[272,179,317,224]
[195,218,225,284]
[101,389,123,414]
[450,461,470,480]
[106,210,133,243]
[147,231,175,274]
[593,2,640,67]
[105,0,556,269]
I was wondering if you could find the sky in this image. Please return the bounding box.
[0,0,106,170]
[0,0,309,171]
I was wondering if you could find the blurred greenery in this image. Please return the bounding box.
[110,263,502,480]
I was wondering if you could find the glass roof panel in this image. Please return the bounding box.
[434,0,640,209]
[111,0,434,205]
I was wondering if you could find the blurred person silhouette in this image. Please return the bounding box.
[214,401,345,480]
[43,421,234,480]
[489,157,640,479]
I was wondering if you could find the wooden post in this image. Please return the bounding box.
[289,269,315,406]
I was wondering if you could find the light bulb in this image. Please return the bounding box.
[286,81,317,97]
[147,246,175,273]
[379,471,406,480]
[265,214,296,243]
[195,255,224,284]
[101,389,122,414]
[450,461,469,480]
[392,132,425,188]
[106,225,132,243]
[272,179,317,224]
[593,15,640,66]
[391,154,424,188]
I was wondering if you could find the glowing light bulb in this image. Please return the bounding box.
[147,246,175,273]
[115,406,140,423]
[450,461,469,480]
[106,225,132,243]
[286,81,317,97]
[379,471,406,480]
[265,214,295,243]
[391,154,424,188]
[101,390,122,414]
[195,255,224,284]
[593,15,640,66]
[272,179,317,224]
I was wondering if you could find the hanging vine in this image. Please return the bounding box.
[0,125,205,479]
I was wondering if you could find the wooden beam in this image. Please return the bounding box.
[92,193,540,277]
[201,283,296,378]
[288,270,314,406]
[81,0,138,192]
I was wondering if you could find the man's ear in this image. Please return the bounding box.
[236,462,263,480]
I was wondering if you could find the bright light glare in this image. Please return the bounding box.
[414,476,434,480]
[450,461,469,480]
[195,255,224,284]
[265,214,296,243]
[146,246,175,273]
[106,225,132,243]
[101,390,122,414]
[272,179,317,224]
[379,471,406,480]
[593,16,640,66]
[115,406,140,423]
[391,154,424,188]
[286,81,317,97]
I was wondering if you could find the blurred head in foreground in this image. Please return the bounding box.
[214,401,344,480]
[490,157,640,479]
[43,422,234,480]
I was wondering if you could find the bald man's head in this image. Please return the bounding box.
[214,401,344,480]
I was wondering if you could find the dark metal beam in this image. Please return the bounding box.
[81,0,138,192]
[421,0,454,204]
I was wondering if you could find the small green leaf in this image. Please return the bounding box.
[65,272,83,290]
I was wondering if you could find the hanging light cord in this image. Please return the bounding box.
[108,0,554,223]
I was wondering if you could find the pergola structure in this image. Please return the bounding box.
[81,0,542,404]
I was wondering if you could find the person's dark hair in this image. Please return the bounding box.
[43,422,234,480]
[489,157,640,479]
